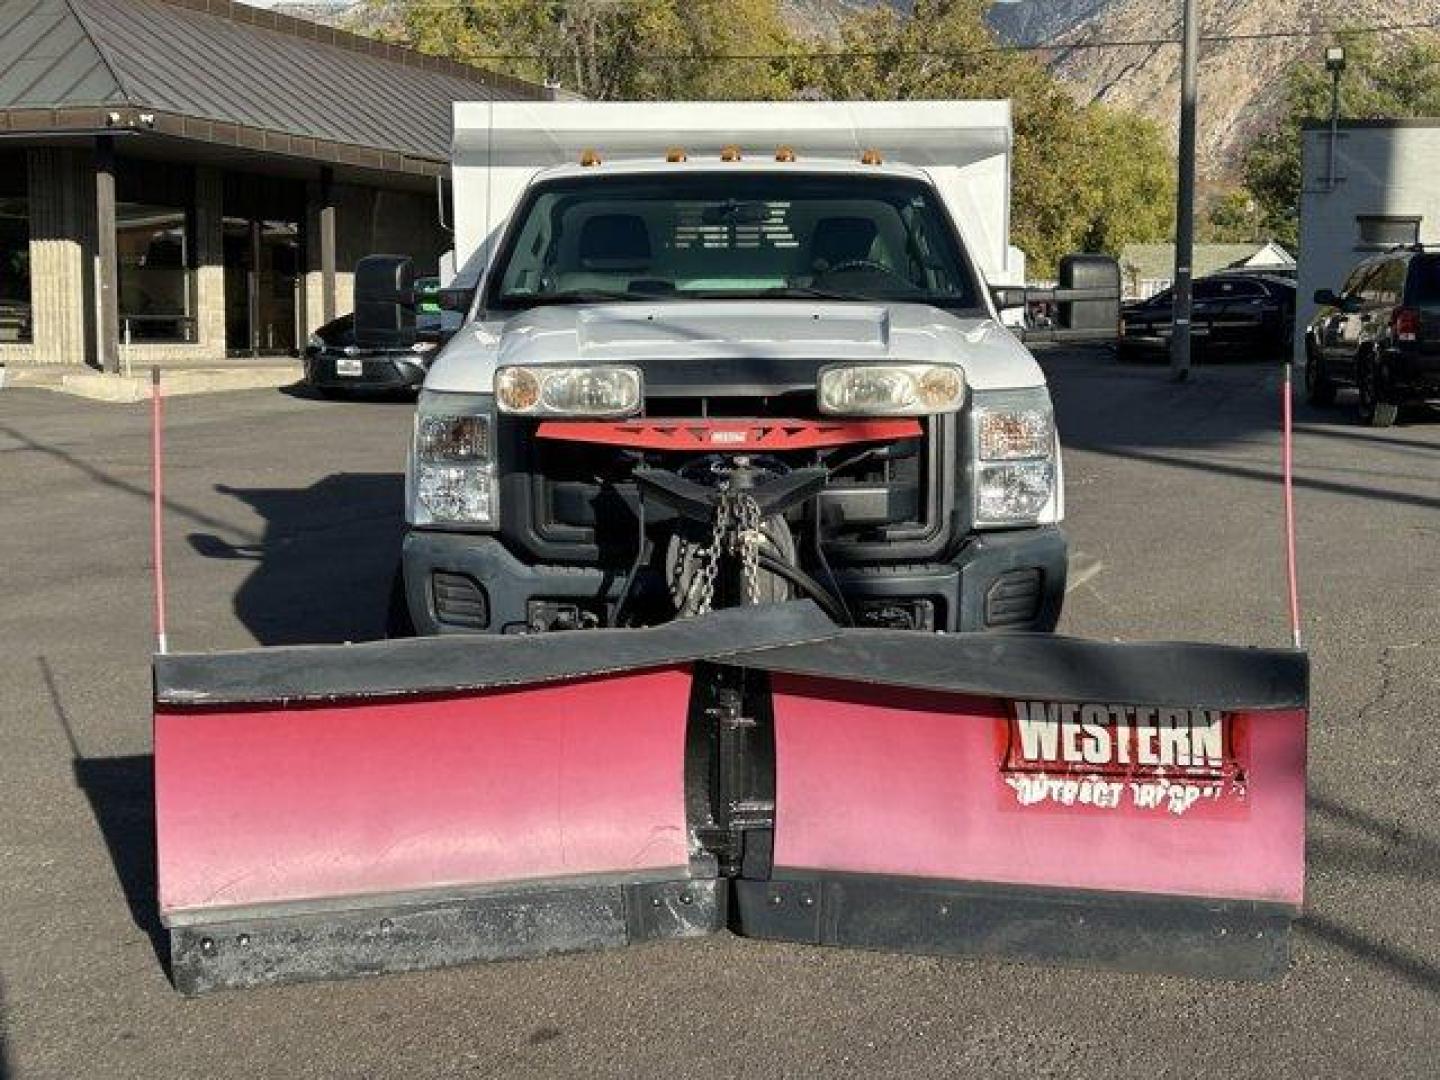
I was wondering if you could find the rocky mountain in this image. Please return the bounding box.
[1041,0,1437,181]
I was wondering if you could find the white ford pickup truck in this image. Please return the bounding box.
[347,102,1120,636]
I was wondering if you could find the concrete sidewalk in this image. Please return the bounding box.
[1,360,302,402]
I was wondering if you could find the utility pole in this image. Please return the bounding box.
[1170,0,1200,382]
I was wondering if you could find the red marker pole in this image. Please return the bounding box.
[151,366,169,655]
[1281,362,1302,650]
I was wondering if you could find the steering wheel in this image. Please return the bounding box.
[823,258,899,277]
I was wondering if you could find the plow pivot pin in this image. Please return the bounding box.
[380,919,394,937]
[199,937,215,956]
[237,934,251,948]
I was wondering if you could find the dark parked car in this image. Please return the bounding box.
[1305,246,1440,427]
[303,310,447,396]
[1120,272,1295,361]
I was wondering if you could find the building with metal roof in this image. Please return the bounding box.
[0,0,548,369]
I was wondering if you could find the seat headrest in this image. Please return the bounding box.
[812,217,879,269]
[580,214,652,272]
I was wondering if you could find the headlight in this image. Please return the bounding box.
[409,392,497,529]
[818,364,965,416]
[495,365,642,417]
[306,333,324,351]
[972,388,1058,526]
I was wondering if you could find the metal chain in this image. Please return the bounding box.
[670,487,769,616]
[733,493,764,605]
[687,491,730,617]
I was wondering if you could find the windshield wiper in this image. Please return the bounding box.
[760,286,871,301]
[504,289,648,307]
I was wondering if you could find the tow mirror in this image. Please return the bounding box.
[354,255,416,350]
[993,254,1122,344]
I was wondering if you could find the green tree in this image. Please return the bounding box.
[1241,33,1440,250]
[363,0,796,101]
[1201,189,1263,244]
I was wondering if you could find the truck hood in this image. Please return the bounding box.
[424,301,1044,394]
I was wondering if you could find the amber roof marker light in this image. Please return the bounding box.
[720,145,743,162]
[665,148,688,163]
[775,146,797,162]
[579,148,602,167]
[860,148,884,166]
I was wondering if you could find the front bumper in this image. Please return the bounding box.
[401,525,1067,636]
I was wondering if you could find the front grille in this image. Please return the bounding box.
[497,354,958,566]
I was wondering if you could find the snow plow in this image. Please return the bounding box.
[156,596,1306,995]
[151,102,1309,993]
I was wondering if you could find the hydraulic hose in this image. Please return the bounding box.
[756,553,852,626]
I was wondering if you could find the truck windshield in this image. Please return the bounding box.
[487,172,981,311]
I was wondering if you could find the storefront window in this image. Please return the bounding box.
[0,197,30,344]
[117,203,194,343]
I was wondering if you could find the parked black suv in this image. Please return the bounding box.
[1306,247,1440,426]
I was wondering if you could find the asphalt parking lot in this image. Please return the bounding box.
[1,350,1436,1079]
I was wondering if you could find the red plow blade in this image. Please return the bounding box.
[154,603,1307,993]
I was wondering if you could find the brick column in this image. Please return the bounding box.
[26,149,97,367]
[193,166,227,356]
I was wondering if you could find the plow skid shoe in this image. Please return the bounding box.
[153,602,1308,992]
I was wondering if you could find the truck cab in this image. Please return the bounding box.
[362,103,1118,636]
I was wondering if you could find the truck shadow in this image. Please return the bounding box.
[37,657,168,977]
[186,473,405,645]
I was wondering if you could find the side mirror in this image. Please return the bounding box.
[1313,288,1339,307]
[353,255,416,350]
[1001,254,1122,344]
[1055,254,1121,337]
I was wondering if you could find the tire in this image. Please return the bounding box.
[1304,349,1337,406]
[1356,355,1399,428]
[385,565,417,638]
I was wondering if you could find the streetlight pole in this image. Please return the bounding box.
[1171,0,1200,382]
[1326,46,1347,190]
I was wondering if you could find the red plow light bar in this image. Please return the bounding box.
[536,418,923,452]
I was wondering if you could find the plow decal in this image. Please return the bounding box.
[1001,702,1248,816]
